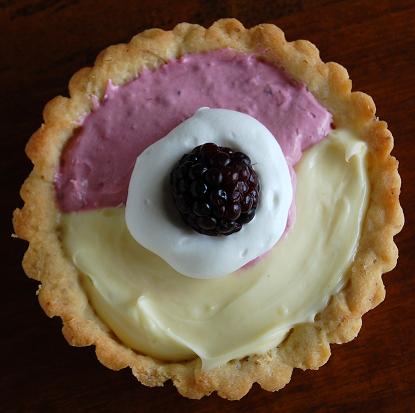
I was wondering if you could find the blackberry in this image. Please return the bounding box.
[170,143,260,236]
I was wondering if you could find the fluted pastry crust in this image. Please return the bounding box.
[13,19,404,400]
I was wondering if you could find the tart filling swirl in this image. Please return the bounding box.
[62,129,368,369]
[56,49,369,369]
[55,49,331,212]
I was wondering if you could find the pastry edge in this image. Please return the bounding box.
[13,19,404,400]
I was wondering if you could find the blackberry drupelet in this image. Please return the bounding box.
[170,143,260,236]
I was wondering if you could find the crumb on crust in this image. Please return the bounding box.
[13,19,404,400]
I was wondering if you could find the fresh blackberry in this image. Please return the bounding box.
[170,143,260,236]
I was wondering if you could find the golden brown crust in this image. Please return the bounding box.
[13,19,404,400]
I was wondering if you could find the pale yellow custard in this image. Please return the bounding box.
[61,129,368,369]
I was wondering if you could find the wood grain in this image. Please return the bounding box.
[1,1,414,412]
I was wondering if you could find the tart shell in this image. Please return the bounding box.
[13,19,404,400]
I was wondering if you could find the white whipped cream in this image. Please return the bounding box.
[125,108,292,278]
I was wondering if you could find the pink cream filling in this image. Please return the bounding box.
[56,49,332,225]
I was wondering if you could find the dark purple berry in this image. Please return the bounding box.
[193,201,211,217]
[199,143,217,158]
[206,168,223,185]
[236,181,248,194]
[212,151,231,167]
[182,154,198,164]
[210,188,228,206]
[190,180,208,197]
[241,195,254,212]
[225,203,241,221]
[170,142,260,236]
[178,179,188,193]
[235,164,250,181]
[212,205,226,218]
[189,163,207,180]
[239,209,256,224]
[175,195,191,214]
[197,216,217,231]
[186,213,198,228]
[231,189,242,202]
[232,152,251,165]
[223,169,239,186]
[176,165,187,179]
[218,220,242,235]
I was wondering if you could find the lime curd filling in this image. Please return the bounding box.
[61,129,369,369]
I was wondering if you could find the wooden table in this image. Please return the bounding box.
[2,1,414,411]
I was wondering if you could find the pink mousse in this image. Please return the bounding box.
[56,49,332,212]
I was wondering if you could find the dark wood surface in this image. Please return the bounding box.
[2,1,414,411]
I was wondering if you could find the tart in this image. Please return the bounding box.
[13,19,403,400]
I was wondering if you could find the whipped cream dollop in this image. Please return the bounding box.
[125,108,292,278]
